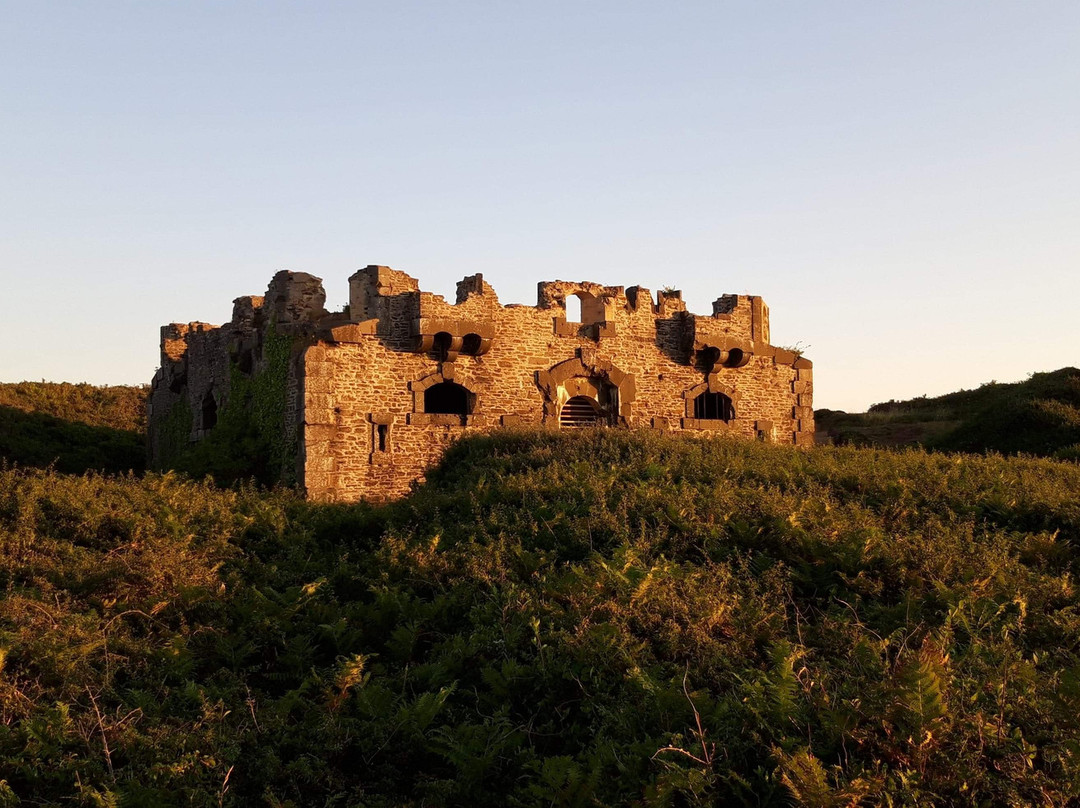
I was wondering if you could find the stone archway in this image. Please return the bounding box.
[536,354,636,426]
[682,377,741,430]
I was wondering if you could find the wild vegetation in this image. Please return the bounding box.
[816,367,1080,460]
[3,429,1080,806]
[0,382,146,474]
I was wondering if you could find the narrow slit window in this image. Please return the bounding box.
[376,423,389,452]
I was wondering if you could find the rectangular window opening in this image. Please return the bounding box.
[377,423,389,452]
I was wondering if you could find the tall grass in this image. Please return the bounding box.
[2,430,1079,805]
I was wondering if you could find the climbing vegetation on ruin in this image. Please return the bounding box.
[3,431,1080,805]
[168,328,298,487]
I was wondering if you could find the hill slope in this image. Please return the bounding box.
[817,367,1080,458]
[0,381,146,473]
[2,430,1080,806]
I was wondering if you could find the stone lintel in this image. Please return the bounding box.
[681,418,732,431]
[323,321,379,343]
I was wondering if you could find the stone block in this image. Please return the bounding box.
[307,456,337,472]
[773,348,797,366]
[682,417,730,431]
[305,424,337,443]
[304,376,334,394]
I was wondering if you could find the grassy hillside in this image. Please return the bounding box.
[0,381,146,473]
[816,367,1080,459]
[2,430,1080,806]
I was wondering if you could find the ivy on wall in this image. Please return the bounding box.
[242,327,297,485]
[161,327,298,487]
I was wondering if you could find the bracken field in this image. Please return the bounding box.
[3,423,1080,806]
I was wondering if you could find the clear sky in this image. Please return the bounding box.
[2,2,1077,411]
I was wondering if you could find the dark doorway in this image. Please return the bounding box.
[201,392,218,430]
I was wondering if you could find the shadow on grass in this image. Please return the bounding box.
[0,405,144,474]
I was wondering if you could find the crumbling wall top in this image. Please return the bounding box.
[161,322,217,362]
[455,273,497,304]
[266,271,327,325]
[536,280,628,312]
[230,296,264,330]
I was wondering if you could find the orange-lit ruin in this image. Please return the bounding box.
[149,266,813,501]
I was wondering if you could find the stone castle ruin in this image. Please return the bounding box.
[148,266,814,501]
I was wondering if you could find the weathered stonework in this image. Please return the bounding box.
[148,265,814,501]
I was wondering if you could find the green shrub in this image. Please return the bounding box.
[0,382,146,473]
[819,367,1080,459]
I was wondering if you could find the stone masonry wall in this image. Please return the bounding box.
[149,266,813,502]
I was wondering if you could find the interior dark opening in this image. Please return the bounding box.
[424,382,471,415]
[237,348,254,375]
[724,348,745,367]
[432,332,453,361]
[202,392,218,430]
[461,333,482,355]
[697,347,721,372]
[560,395,603,428]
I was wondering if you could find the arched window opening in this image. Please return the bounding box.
[462,333,482,355]
[424,381,471,416]
[694,391,734,422]
[431,332,453,361]
[560,395,603,428]
[565,294,584,324]
[201,392,218,430]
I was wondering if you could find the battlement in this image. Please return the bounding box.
[149,264,812,502]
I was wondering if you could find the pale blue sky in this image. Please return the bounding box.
[2,2,1078,410]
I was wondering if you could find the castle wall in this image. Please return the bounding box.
[149,266,813,502]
